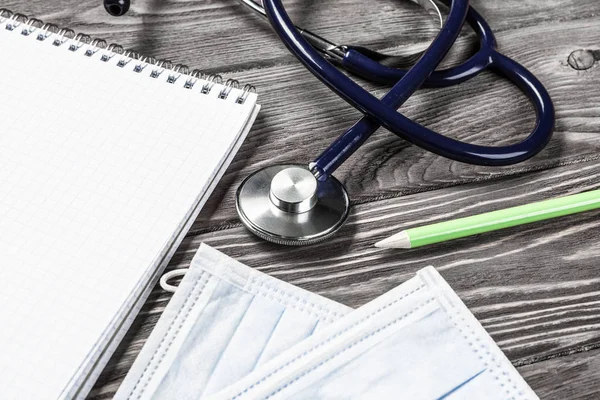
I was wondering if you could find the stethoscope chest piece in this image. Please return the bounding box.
[236,164,350,245]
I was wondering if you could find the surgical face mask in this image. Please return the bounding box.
[116,244,537,400]
[114,244,351,400]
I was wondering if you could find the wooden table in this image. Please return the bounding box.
[7,0,600,398]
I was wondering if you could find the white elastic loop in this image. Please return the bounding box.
[159,268,189,293]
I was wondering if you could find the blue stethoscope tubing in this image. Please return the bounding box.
[261,0,555,179]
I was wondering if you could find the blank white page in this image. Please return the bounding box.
[0,17,258,400]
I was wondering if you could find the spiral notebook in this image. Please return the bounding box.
[0,10,259,400]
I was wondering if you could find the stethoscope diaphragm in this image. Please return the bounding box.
[236,164,350,246]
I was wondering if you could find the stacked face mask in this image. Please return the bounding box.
[115,244,538,400]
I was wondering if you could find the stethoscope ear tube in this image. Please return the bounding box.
[236,164,350,245]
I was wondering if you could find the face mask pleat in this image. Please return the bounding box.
[154,279,255,399]
[253,308,321,368]
[201,295,287,397]
[148,264,348,400]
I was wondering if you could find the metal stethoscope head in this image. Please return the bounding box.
[236,164,350,246]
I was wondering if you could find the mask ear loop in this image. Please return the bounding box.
[160,269,189,293]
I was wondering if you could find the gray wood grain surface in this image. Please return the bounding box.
[5,0,599,398]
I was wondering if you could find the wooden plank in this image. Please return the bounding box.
[192,16,600,230]
[2,0,597,71]
[519,347,600,400]
[87,159,600,399]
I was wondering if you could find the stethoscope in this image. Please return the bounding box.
[104,0,555,246]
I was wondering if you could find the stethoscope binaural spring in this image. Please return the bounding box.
[104,0,555,246]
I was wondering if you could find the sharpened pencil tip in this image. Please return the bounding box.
[374,231,411,249]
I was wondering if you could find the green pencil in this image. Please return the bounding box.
[374,189,600,249]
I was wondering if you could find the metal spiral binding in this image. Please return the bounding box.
[0,8,256,104]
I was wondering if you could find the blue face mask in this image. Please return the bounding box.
[115,244,351,400]
[116,244,537,400]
